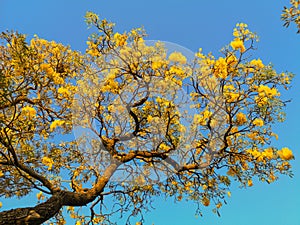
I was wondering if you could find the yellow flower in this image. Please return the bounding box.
[168,52,187,64]
[247,179,253,187]
[50,120,65,132]
[227,168,236,176]
[252,118,264,127]
[257,85,279,98]
[225,92,240,103]
[151,61,164,70]
[202,196,210,206]
[57,87,70,97]
[236,112,247,125]
[227,191,231,197]
[146,115,153,122]
[226,54,238,67]
[22,106,36,118]
[113,32,127,47]
[160,143,170,151]
[247,148,261,158]
[0,202,2,208]
[277,147,294,160]
[42,156,54,170]
[213,57,228,79]
[254,96,268,107]
[36,191,44,200]
[250,59,264,69]
[230,38,246,52]
[262,148,274,160]
[40,63,54,75]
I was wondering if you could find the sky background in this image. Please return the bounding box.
[1,0,300,225]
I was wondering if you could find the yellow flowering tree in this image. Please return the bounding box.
[282,0,300,32]
[0,12,294,225]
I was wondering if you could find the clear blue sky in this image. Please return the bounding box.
[1,1,300,225]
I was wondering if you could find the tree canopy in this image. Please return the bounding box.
[0,12,294,225]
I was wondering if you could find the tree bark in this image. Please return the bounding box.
[0,162,119,225]
[0,189,108,225]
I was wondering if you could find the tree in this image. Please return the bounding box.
[282,0,300,32]
[0,12,294,225]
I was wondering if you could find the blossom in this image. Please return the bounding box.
[247,148,262,159]
[277,147,294,160]
[250,59,264,69]
[168,52,187,64]
[247,179,253,187]
[58,87,70,97]
[22,106,36,118]
[40,63,54,75]
[113,32,127,47]
[257,85,279,98]
[230,38,246,52]
[213,57,228,79]
[42,156,54,170]
[36,191,44,200]
[202,196,210,206]
[216,202,222,209]
[236,112,247,125]
[226,54,238,66]
[253,118,264,126]
[262,148,274,160]
[50,120,65,131]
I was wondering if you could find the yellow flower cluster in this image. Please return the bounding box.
[50,120,65,131]
[40,63,54,75]
[223,85,240,103]
[22,106,36,118]
[42,156,54,170]
[40,63,64,84]
[86,41,100,57]
[250,59,264,69]
[255,84,280,106]
[236,112,247,125]
[102,79,119,93]
[247,147,293,163]
[252,118,264,127]
[233,23,250,38]
[277,147,293,160]
[168,65,186,78]
[226,54,238,67]
[258,85,279,97]
[151,60,165,70]
[194,110,212,126]
[247,131,265,143]
[168,52,187,64]
[213,57,228,79]
[230,38,246,53]
[113,32,127,47]
[202,196,210,206]
[247,148,274,162]
[262,148,274,160]
[58,87,70,98]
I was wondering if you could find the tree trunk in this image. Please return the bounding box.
[0,190,95,225]
[0,162,119,224]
